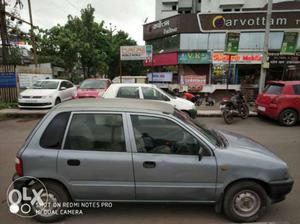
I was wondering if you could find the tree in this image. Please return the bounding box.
[36,4,145,79]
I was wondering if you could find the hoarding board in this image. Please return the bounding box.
[147,72,173,82]
[224,32,240,55]
[280,32,299,55]
[120,45,152,61]
[19,73,53,88]
[0,72,17,88]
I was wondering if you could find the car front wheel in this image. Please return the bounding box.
[223,181,269,223]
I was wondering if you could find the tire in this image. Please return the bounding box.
[241,104,249,119]
[223,181,269,223]
[32,181,70,223]
[55,98,61,105]
[223,111,234,124]
[279,109,298,127]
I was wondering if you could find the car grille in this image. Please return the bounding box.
[32,96,42,99]
[21,96,42,99]
[19,103,52,106]
[22,96,31,99]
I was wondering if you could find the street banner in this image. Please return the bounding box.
[147,72,173,82]
[183,75,206,91]
[224,32,240,55]
[280,32,299,55]
[0,72,17,88]
[120,45,152,61]
[19,73,53,88]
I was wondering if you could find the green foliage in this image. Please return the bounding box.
[36,4,145,79]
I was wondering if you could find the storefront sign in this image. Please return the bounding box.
[19,73,53,88]
[280,32,299,55]
[269,52,300,64]
[178,52,211,64]
[144,52,178,67]
[183,75,206,90]
[197,10,300,32]
[213,53,263,64]
[224,32,240,55]
[0,72,17,88]
[147,72,173,82]
[120,45,152,61]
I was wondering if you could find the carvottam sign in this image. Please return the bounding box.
[197,10,300,32]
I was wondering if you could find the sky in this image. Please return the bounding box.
[7,0,155,45]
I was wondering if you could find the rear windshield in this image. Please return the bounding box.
[264,84,284,95]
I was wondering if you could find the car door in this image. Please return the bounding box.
[65,81,76,99]
[57,112,135,201]
[293,85,300,114]
[128,114,217,202]
[58,81,69,101]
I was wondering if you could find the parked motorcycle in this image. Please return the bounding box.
[220,91,249,124]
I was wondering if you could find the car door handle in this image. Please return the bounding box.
[143,161,156,168]
[67,159,80,166]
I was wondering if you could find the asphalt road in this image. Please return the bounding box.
[0,116,299,224]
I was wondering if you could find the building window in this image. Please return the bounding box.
[234,8,241,11]
[172,5,177,11]
[222,8,232,12]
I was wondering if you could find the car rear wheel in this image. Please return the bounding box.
[32,181,70,223]
[279,109,298,126]
[223,181,269,223]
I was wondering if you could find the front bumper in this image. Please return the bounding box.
[18,98,53,108]
[268,177,294,203]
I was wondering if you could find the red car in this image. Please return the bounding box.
[256,81,300,126]
[76,78,111,98]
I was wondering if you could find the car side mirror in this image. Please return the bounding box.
[198,147,204,161]
[60,87,67,91]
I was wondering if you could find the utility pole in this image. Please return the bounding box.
[0,0,9,65]
[259,0,273,93]
[27,0,37,66]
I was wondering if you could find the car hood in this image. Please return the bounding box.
[216,129,280,159]
[20,89,57,96]
[173,97,195,109]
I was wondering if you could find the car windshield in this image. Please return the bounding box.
[32,81,59,89]
[264,84,284,95]
[80,80,106,89]
[158,88,176,99]
[174,110,219,147]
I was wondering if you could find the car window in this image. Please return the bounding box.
[66,81,74,88]
[131,115,202,155]
[64,114,126,152]
[40,112,71,149]
[59,81,68,89]
[264,84,284,95]
[142,87,166,100]
[117,87,140,99]
[293,85,300,95]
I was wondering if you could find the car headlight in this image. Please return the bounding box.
[42,95,52,99]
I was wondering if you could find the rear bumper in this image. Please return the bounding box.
[268,177,294,203]
[255,103,280,119]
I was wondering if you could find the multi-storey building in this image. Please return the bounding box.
[144,0,300,100]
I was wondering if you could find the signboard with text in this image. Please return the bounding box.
[120,45,152,61]
[197,11,300,32]
[178,52,211,64]
[280,32,299,55]
[0,72,17,88]
[213,53,263,64]
[19,73,53,88]
[224,32,240,55]
[147,72,173,82]
[183,75,206,91]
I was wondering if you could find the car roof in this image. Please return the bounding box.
[55,98,174,114]
[268,80,300,85]
[39,79,68,82]
[83,78,110,81]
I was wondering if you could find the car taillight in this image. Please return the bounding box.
[222,97,229,102]
[15,157,23,177]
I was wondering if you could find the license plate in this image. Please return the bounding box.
[257,106,266,112]
[28,100,38,103]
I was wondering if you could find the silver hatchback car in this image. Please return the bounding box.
[13,99,293,223]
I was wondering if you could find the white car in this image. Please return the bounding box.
[18,79,77,109]
[103,83,197,118]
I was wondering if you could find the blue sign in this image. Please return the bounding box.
[0,72,17,88]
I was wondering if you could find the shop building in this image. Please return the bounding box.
[144,1,300,100]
